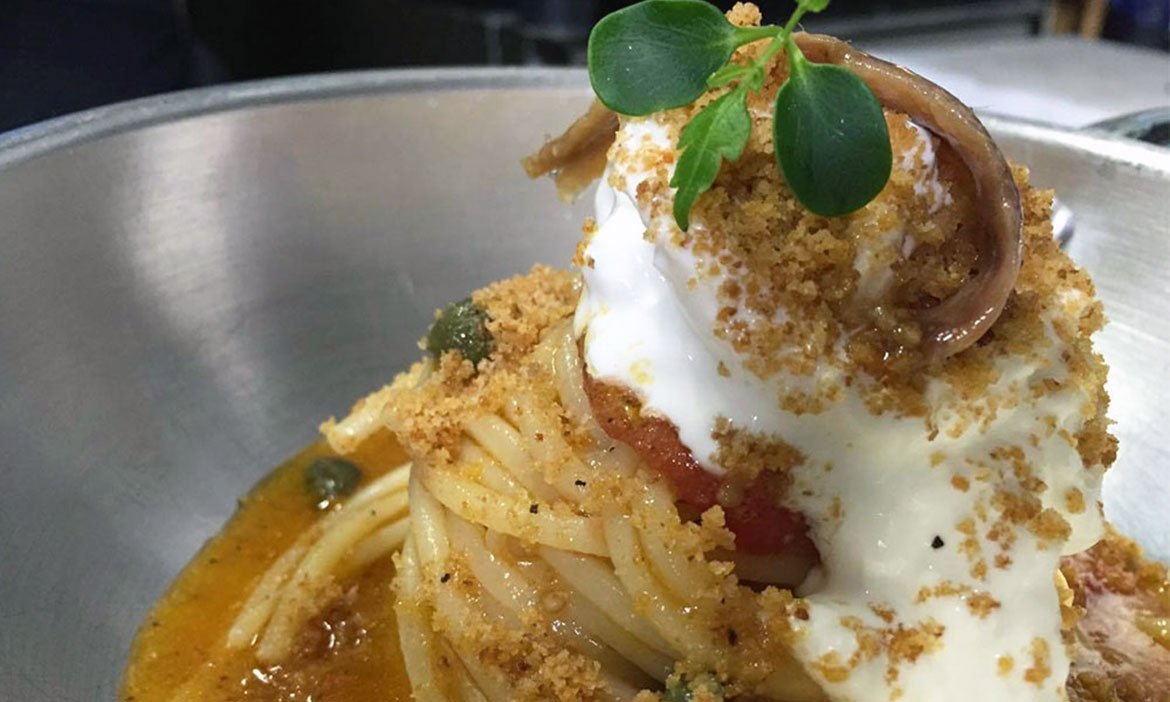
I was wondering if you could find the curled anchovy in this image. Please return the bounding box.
[792,33,1021,360]
[525,33,1022,359]
[522,100,619,202]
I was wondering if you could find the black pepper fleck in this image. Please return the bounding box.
[575,479,587,487]
[931,535,945,549]
[529,503,539,514]
[440,572,451,583]
[727,628,738,646]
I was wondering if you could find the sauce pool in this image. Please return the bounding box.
[120,432,412,701]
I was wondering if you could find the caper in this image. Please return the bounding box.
[664,674,725,702]
[426,298,493,365]
[304,456,362,505]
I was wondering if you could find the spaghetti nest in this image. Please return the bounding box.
[368,266,823,701]
[214,264,1168,702]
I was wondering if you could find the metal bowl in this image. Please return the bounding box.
[0,69,1167,701]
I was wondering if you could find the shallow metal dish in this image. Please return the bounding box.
[0,69,1167,701]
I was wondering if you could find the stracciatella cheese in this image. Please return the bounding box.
[575,115,1105,700]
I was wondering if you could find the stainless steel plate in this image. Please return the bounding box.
[0,69,1166,701]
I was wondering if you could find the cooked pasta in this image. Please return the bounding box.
[384,322,821,700]
[120,5,1169,702]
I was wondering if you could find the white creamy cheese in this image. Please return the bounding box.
[574,116,1105,701]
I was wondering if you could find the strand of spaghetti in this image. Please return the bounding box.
[527,328,559,372]
[636,483,719,598]
[416,478,512,630]
[483,525,515,556]
[504,394,595,500]
[559,607,654,689]
[603,511,709,656]
[464,414,562,504]
[420,463,608,556]
[431,563,511,632]
[599,674,644,702]
[226,461,410,649]
[409,464,451,569]
[400,490,481,700]
[560,579,675,683]
[448,642,517,702]
[714,549,815,588]
[622,491,823,697]
[428,564,518,700]
[448,516,538,611]
[446,643,491,702]
[537,546,675,656]
[453,505,669,692]
[458,440,528,496]
[343,460,412,509]
[547,323,642,476]
[424,559,518,700]
[226,537,311,649]
[322,383,398,454]
[583,441,643,478]
[630,491,826,699]
[449,514,656,688]
[256,488,410,661]
[758,668,831,702]
[281,486,408,587]
[550,322,606,439]
[395,540,449,702]
[349,516,411,570]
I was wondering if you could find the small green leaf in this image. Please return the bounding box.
[798,0,831,12]
[588,0,739,116]
[669,87,752,230]
[773,58,891,217]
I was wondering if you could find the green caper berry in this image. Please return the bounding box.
[304,456,362,505]
[664,674,725,702]
[426,298,493,365]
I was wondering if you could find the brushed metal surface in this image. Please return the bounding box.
[0,69,1166,701]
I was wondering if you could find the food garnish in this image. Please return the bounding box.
[304,456,362,506]
[588,0,891,228]
[426,298,493,365]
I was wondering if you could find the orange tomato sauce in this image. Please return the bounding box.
[120,432,412,701]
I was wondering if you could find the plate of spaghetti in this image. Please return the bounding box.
[7,3,1155,702]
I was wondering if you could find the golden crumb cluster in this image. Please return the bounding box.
[471,265,580,364]
[385,265,579,464]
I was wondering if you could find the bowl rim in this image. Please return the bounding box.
[0,67,589,170]
[1,66,1166,176]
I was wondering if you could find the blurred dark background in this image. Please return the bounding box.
[1,0,1167,133]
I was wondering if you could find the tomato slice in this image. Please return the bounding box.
[584,372,818,558]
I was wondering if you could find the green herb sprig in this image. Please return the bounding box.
[587,0,891,229]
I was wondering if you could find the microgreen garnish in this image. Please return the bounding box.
[587,0,892,228]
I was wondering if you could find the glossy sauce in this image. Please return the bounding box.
[120,432,411,701]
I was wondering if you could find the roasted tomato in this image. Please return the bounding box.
[584,372,818,558]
